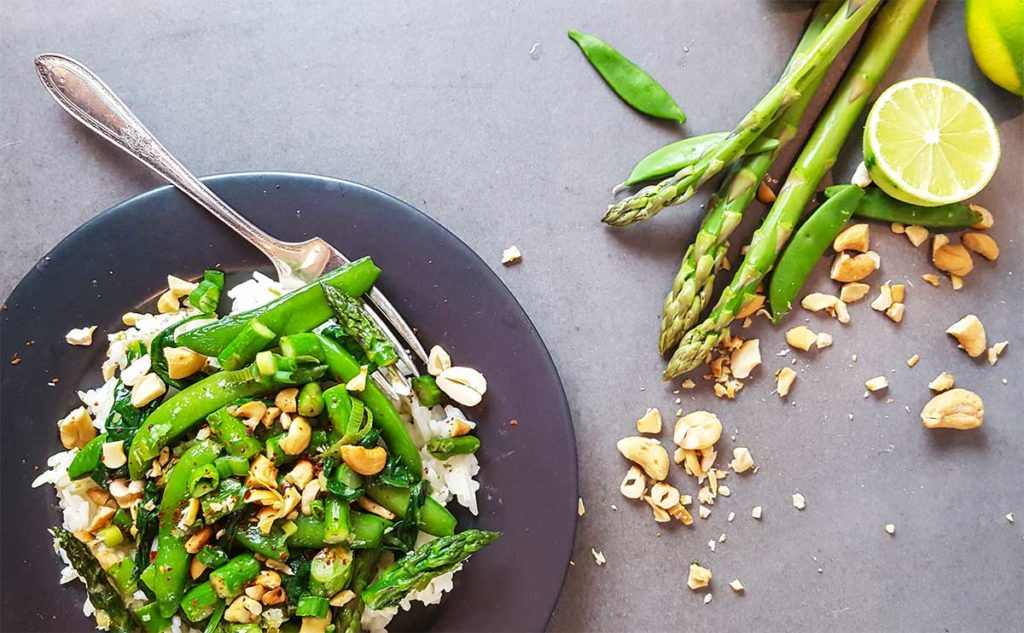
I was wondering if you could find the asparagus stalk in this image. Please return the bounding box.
[602,0,882,227]
[658,0,845,353]
[664,0,926,379]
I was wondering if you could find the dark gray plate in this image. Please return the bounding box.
[0,172,577,632]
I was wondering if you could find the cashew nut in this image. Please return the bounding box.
[832,223,870,253]
[840,282,870,304]
[619,465,646,499]
[256,570,281,590]
[729,339,761,380]
[962,232,999,261]
[300,480,321,515]
[278,416,311,455]
[687,563,712,590]
[185,526,213,554]
[164,346,207,380]
[427,345,452,377]
[969,204,994,229]
[785,326,817,351]
[635,408,662,434]
[830,251,880,282]
[933,243,973,276]
[871,283,893,311]
[904,224,929,247]
[65,325,97,346]
[616,437,669,481]
[436,366,487,407]
[247,455,279,490]
[921,388,983,430]
[275,388,298,414]
[801,293,838,312]
[643,495,671,522]
[108,479,144,508]
[673,412,722,451]
[735,294,765,319]
[59,407,96,449]
[157,291,181,314]
[928,372,955,392]
[946,314,987,358]
[86,506,116,533]
[729,447,755,473]
[190,557,207,580]
[668,503,694,526]
[776,367,797,397]
[355,496,396,520]
[102,441,127,469]
[167,275,198,297]
[649,482,681,509]
[224,595,262,624]
[261,587,287,606]
[339,445,387,476]
[285,460,315,489]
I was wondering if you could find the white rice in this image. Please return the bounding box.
[36,271,483,633]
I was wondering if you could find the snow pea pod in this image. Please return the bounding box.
[316,334,421,477]
[625,133,781,185]
[207,407,262,459]
[287,513,391,550]
[769,184,865,321]
[568,29,686,123]
[140,439,221,617]
[365,483,457,537]
[175,257,380,357]
[833,185,983,229]
[128,363,273,478]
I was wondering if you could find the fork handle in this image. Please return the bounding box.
[34,53,284,265]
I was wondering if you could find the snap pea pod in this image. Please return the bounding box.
[215,455,249,477]
[297,382,325,417]
[188,463,220,498]
[309,544,354,597]
[107,556,136,597]
[411,375,443,407]
[67,433,108,480]
[133,602,172,633]
[427,436,481,460]
[296,595,330,617]
[207,407,262,459]
[52,527,136,633]
[317,334,422,477]
[322,284,398,368]
[236,525,289,562]
[209,553,262,599]
[201,478,246,523]
[197,545,230,569]
[128,362,273,478]
[768,185,865,321]
[176,258,380,356]
[179,580,219,622]
[140,440,221,617]
[287,513,391,550]
[365,483,457,537]
[568,29,685,123]
[362,529,501,610]
[337,550,381,633]
[625,134,783,186]
[324,496,351,544]
[217,320,275,370]
[831,185,983,228]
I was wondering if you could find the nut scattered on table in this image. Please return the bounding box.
[986,341,1008,366]
[792,493,806,510]
[962,232,998,261]
[932,241,973,277]
[945,315,987,358]
[840,282,870,303]
[921,273,940,287]
[775,367,797,397]
[904,225,929,247]
[830,251,880,282]
[65,325,97,346]
[729,339,761,379]
[729,447,755,474]
[801,293,838,313]
[619,465,646,499]
[617,437,669,481]
[921,388,984,430]
[687,563,712,590]
[501,245,523,265]
[786,326,817,351]
[928,372,955,392]
[635,408,662,434]
[751,506,763,520]
[865,376,888,392]
[833,223,870,253]
[968,204,994,230]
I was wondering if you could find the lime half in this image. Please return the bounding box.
[863,77,1000,207]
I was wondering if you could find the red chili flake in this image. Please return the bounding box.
[149,551,157,562]
[509,418,519,427]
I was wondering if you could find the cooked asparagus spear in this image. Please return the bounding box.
[361,529,500,610]
[52,528,136,633]
[602,0,882,227]
[664,0,927,379]
[658,0,845,353]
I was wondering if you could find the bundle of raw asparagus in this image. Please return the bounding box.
[602,0,926,380]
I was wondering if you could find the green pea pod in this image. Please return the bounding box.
[140,439,221,617]
[411,375,443,407]
[207,407,262,459]
[197,545,230,569]
[297,382,325,417]
[68,433,108,480]
[209,553,262,599]
[128,362,273,478]
[279,332,326,361]
[625,133,782,185]
[180,579,219,623]
[324,496,351,544]
[287,513,391,550]
[769,185,865,322]
[133,602,171,633]
[217,320,276,370]
[427,435,481,460]
[296,595,330,618]
[235,525,289,562]
[201,478,246,523]
[176,258,380,357]
[833,185,983,229]
[188,463,220,498]
[365,483,457,537]
[309,545,354,597]
[317,335,422,477]
[568,29,685,123]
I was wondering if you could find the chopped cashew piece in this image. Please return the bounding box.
[785,326,817,351]
[650,482,681,510]
[962,232,999,261]
[59,407,96,449]
[871,283,893,311]
[885,303,905,323]
[339,445,386,475]
[436,366,487,406]
[157,291,180,314]
[224,595,262,624]
[757,180,776,203]
[890,222,905,234]
[946,315,987,358]
[884,524,896,535]
[832,223,870,253]
[968,204,994,229]
[852,161,872,188]
[801,293,838,313]
[904,225,929,247]
[65,326,97,346]
[616,437,669,481]
[644,495,671,522]
[831,300,851,324]
[345,365,369,392]
[102,441,127,469]
[278,416,312,455]
[815,332,833,349]
[164,346,206,380]
[751,506,763,520]
[891,284,905,303]
[933,243,973,277]
[355,497,396,520]
[427,345,452,376]
[921,389,984,430]
[668,503,694,525]
[840,282,870,303]
[130,374,166,408]
[792,493,806,510]
[729,447,755,473]
[681,379,696,390]
[775,367,797,397]
[635,408,662,434]
[907,354,920,367]
[501,245,523,265]
[830,251,879,282]
[698,505,711,519]
[687,563,712,590]
[987,341,1008,366]
[275,388,298,413]
[577,497,585,517]
[729,339,761,379]
[673,411,723,451]
[865,376,889,392]
[619,465,646,499]
[950,274,964,291]
[592,549,606,566]
[167,275,198,297]
[730,579,745,592]
[928,372,955,392]
[921,273,940,287]
[735,294,765,319]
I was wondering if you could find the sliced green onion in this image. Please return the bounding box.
[295,595,330,618]
[98,525,124,547]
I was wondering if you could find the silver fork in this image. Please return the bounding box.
[34,53,426,391]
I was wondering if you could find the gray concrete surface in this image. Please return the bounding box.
[2,1,1022,631]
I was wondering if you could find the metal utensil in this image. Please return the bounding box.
[34,53,426,386]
